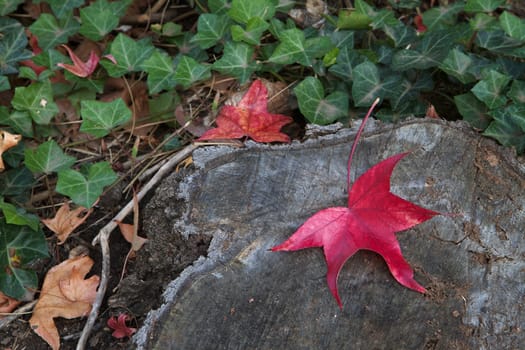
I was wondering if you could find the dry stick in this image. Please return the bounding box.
[76,143,198,350]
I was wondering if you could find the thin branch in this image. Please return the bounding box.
[76,143,198,350]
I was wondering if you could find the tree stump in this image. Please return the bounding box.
[132,119,525,349]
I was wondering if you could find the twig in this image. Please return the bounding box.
[76,143,198,350]
[0,300,37,329]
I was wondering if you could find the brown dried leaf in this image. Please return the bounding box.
[116,220,147,252]
[29,256,100,350]
[42,203,93,245]
[0,291,21,318]
[0,130,21,171]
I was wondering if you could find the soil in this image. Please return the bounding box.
[0,167,210,349]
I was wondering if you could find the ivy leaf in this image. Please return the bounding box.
[24,140,76,174]
[174,56,211,89]
[471,69,511,109]
[0,0,25,15]
[391,30,454,71]
[228,0,277,24]
[11,80,59,125]
[294,77,349,125]
[80,98,132,137]
[454,92,492,129]
[351,61,397,106]
[464,0,505,12]
[46,0,84,19]
[422,1,464,31]
[56,162,118,208]
[212,42,260,83]
[328,46,364,80]
[0,18,31,74]
[0,219,48,299]
[190,13,230,49]
[141,50,176,94]
[439,48,477,84]
[79,0,120,40]
[231,17,270,45]
[100,34,155,77]
[484,105,525,153]
[29,13,80,51]
[499,11,525,41]
[0,197,40,231]
[507,80,525,104]
[388,73,434,110]
[475,30,524,57]
[0,167,34,199]
[269,28,333,66]
[337,10,372,30]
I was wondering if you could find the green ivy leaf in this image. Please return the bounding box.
[29,13,80,51]
[469,13,499,31]
[439,48,477,84]
[100,34,155,77]
[24,140,76,174]
[507,80,525,104]
[0,197,39,231]
[484,105,525,153]
[0,111,33,137]
[208,0,230,14]
[499,11,525,41]
[79,0,120,40]
[11,81,59,124]
[337,10,372,30]
[174,56,211,89]
[142,50,176,94]
[0,76,9,92]
[351,61,397,106]
[388,73,433,110]
[231,17,269,45]
[471,69,511,109]
[228,0,277,24]
[0,0,24,16]
[382,23,417,47]
[0,18,31,74]
[269,28,333,66]
[475,30,524,57]
[46,0,84,19]
[212,42,260,83]
[0,167,34,199]
[328,46,365,80]
[80,98,132,137]
[422,1,464,31]
[56,162,118,208]
[391,30,454,71]
[454,92,492,129]
[294,77,349,125]
[464,0,505,12]
[0,219,48,299]
[191,13,231,49]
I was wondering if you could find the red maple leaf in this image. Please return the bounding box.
[272,99,440,308]
[197,80,293,143]
[107,313,137,339]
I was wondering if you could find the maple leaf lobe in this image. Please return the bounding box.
[272,152,439,308]
[197,80,292,143]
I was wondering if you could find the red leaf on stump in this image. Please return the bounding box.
[272,98,440,308]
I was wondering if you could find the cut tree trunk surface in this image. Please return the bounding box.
[132,119,525,350]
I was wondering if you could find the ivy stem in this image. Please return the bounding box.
[347,97,381,191]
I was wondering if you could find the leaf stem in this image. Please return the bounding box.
[347,97,381,190]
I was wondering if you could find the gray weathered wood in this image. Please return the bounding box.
[133,119,525,350]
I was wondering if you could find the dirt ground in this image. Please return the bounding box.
[0,167,210,349]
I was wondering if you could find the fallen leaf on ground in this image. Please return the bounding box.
[107,313,137,339]
[197,80,293,143]
[0,130,22,171]
[272,99,440,308]
[0,291,21,318]
[42,202,93,244]
[57,45,116,78]
[29,255,100,350]
[116,220,147,253]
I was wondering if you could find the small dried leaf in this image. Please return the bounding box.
[42,203,92,245]
[0,130,22,171]
[107,313,137,339]
[0,291,21,318]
